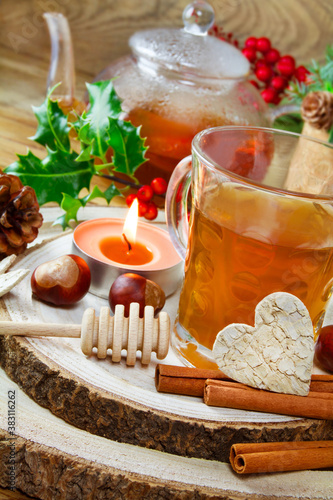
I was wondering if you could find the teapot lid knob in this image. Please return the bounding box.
[183,1,215,36]
[130,0,250,79]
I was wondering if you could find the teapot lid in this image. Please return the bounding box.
[129,1,250,80]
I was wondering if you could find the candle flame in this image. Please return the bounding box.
[123,198,138,245]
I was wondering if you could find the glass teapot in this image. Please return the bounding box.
[44,1,294,183]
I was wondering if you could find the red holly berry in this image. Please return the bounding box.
[137,184,154,202]
[273,94,282,105]
[125,194,137,207]
[264,48,280,64]
[261,88,277,103]
[255,58,267,70]
[255,65,273,82]
[213,28,300,105]
[138,200,148,217]
[256,37,271,53]
[270,75,287,92]
[242,47,257,63]
[280,55,296,66]
[294,65,309,82]
[144,202,158,221]
[150,177,168,195]
[277,55,295,77]
[244,36,257,49]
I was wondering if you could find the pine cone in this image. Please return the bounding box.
[301,91,333,131]
[0,173,43,257]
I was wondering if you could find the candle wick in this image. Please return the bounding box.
[122,233,132,252]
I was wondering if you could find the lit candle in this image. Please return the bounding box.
[72,205,183,299]
[98,199,153,265]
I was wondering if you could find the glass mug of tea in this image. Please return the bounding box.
[166,126,333,369]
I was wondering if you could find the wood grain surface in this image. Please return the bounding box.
[1,0,332,76]
[1,363,333,499]
[1,0,333,171]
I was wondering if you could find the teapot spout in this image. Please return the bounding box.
[43,12,75,105]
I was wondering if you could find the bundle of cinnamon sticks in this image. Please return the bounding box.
[156,364,333,474]
[156,364,333,419]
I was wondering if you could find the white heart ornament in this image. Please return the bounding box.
[213,292,315,396]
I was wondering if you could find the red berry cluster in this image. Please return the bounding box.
[125,177,168,221]
[242,36,309,104]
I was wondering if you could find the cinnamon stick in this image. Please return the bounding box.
[204,380,333,420]
[310,374,333,393]
[230,440,333,474]
[155,365,333,397]
[155,364,231,397]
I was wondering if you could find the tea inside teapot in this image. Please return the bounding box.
[95,1,271,182]
[44,1,272,183]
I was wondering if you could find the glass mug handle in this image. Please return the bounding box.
[165,155,192,261]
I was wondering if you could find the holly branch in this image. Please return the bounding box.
[5,81,148,229]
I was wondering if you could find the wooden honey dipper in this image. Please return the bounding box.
[0,303,170,366]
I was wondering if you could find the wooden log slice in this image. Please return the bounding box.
[0,209,332,465]
[1,368,333,500]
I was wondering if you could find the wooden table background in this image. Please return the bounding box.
[0,1,333,498]
[1,0,333,171]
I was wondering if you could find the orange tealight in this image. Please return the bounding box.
[72,200,183,298]
[99,236,153,265]
[72,217,183,298]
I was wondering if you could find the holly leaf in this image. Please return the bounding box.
[75,81,123,160]
[53,184,121,229]
[30,89,70,152]
[107,118,148,176]
[5,149,94,205]
[102,182,122,203]
[82,183,121,205]
[4,80,146,230]
[5,150,50,204]
[54,194,83,230]
[76,143,93,162]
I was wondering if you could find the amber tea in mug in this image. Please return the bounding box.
[166,127,333,369]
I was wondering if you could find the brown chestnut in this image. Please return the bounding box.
[31,254,91,305]
[109,273,165,317]
[315,325,333,373]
